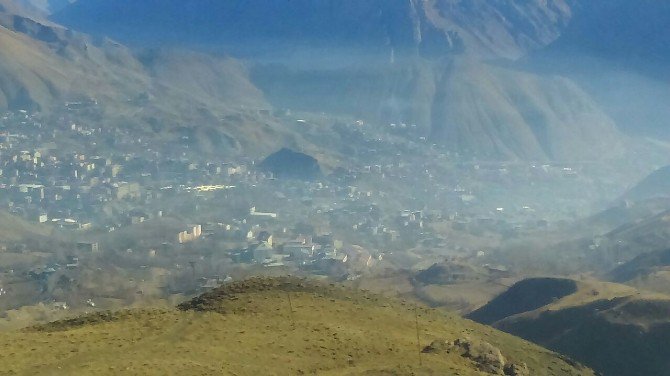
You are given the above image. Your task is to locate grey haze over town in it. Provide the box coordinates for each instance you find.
[0,1,669,375]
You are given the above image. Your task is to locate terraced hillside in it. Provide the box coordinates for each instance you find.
[0,277,593,375]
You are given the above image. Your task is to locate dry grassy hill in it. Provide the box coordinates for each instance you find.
[469,277,670,376]
[0,277,593,375]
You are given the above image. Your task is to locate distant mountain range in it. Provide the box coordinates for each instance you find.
[52,0,574,59]
[0,0,668,160]
[0,7,318,158]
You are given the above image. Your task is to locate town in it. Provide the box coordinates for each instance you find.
[0,101,638,326]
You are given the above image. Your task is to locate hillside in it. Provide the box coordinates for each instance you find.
[259,148,322,180]
[428,58,623,160]
[0,10,266,112]
[0,277,594,375]
[488,202,670,277]
[0,210,51,241]
[610,248,670,283]
[468,278,579,325]
[599,209,670,262]
[526,1,670,140]
[53,0,573,59]
[542,0,670,77]
[608,248,670,295]
[46,0,636,161]
[469,278,670,376]
[622,165,670,202]
[0,7,316,159]
[254,55,625,161]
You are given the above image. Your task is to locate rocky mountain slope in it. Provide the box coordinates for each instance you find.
[4,0,667,160]
[0,9,265,112]
[0,277,593,375]
[469,277,670,376]
[53,0,574,59]
[0,7,316,158]
[48,0,638,161]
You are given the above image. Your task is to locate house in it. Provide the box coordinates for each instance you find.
[178,225,202,244]
[256,231,274,247]
[249,207,277,218]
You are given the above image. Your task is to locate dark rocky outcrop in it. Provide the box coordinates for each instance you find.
[259,148,322,181]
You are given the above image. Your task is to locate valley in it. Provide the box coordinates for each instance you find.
[0,1,668,375]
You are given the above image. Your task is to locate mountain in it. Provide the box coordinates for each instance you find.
[609,248,670,295]
[540,0,670,78]
[427,57,623,160]
[526,1,670,140]
[53,0,575,59]
[0,10,142,111]
[0,7,313,158]
[488,202,670,277]
[623,166,670,202]
[0,9,264,112]
[48,0,637,161]
[468,278,578,324]
[610,247,670,283]
[599,209,670,262]
[0,277,594,375]
[252,55,627,160]
[469,277,670,376]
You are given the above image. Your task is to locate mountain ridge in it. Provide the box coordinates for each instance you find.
[1,0,643,161]
[469,277,670,376]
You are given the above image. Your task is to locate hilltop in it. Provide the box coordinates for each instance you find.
[469,277,670,376]
[0,277,593,375]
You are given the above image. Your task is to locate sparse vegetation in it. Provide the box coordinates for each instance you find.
[0,277,593,375]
